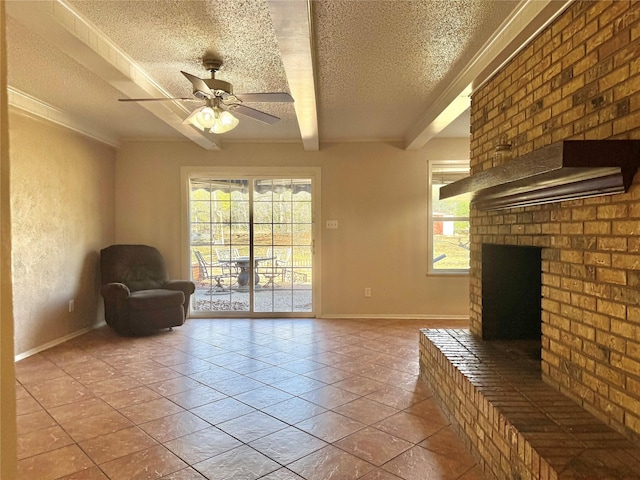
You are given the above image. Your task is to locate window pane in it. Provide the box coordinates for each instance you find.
[254,202,273,223]
[230,201,249,223]
[433,221,470,270]
[292,201,312,223]
[272,201,292,222]
[293,223,312,245]
[254,223,273,246]
[430,163,470,272]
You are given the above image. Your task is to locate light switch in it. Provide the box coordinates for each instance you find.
[326,220,339,229]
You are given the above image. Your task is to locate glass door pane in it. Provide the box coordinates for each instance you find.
[189,176,314,316]
[190,178,250,313]
[253,179,313,313]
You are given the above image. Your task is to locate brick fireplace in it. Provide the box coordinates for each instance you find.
[420,1,640,478]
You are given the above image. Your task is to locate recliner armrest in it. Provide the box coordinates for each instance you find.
[164,280,196,296]
[101,282,131,303]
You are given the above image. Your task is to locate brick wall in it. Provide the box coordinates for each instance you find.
[470,0,640,440]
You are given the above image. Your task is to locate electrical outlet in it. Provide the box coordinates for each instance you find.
[326,220,339,229]
[364,287,371,297]
[68,299,75,312]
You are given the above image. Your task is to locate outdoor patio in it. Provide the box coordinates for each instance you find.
[192,283,313,313]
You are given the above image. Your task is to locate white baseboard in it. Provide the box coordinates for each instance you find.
[15,321,106,362]
[319,314,469,320]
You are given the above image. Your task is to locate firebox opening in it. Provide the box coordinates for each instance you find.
[481,244,542,351]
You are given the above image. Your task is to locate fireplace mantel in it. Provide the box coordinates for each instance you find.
[440,140,640,210]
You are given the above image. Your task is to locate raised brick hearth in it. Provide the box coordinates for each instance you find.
[419,329,640,479]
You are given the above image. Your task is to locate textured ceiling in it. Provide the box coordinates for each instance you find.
[4,0,546,149]
[313,0,514,141]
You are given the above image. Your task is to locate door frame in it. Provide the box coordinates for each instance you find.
[180,166,322,318]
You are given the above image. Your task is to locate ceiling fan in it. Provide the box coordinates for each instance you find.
[119,57,294,133]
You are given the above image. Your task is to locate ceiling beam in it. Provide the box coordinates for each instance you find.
[6,0,220,150]
[267,0,319,151]
[405,0,573,150]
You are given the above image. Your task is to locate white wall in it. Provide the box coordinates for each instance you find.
[115,138,470,318]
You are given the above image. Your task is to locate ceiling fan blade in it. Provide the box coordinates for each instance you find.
[181,71,214,99]
[118,97,195,102]
[234,92,294,103]
[229,104,281,125]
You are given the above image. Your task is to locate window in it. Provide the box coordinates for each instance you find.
[428,161,470,274]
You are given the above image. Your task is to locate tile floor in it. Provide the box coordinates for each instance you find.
[15,317,486,480]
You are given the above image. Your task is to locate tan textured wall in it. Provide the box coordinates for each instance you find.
[1,0,18,476]
[115,139,470,318]
[470,1,640,439]
[9,111,116,356]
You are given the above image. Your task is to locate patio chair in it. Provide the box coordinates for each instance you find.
[194,250,225,292]
[100,244,195,336]
[258,247,291,288]
[215,248,240,286]
[291,261,310,283]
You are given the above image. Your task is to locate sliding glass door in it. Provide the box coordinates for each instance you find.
[188,173,315,316]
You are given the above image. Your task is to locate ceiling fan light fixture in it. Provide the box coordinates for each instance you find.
[182,106,207,131]
[195,106,217,129]
[184,98,239,134]
[211,109,239,134]
[127,59,289,134]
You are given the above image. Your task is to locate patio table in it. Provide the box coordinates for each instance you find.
[218,256,274,287]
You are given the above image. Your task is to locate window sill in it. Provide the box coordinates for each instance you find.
[427,270,469,277]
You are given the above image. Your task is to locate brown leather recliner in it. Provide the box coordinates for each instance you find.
[100,244,195,336]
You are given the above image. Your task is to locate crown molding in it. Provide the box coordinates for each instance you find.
[8,87,121,148]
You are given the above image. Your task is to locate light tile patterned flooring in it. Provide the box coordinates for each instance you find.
[15,318,486,480]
